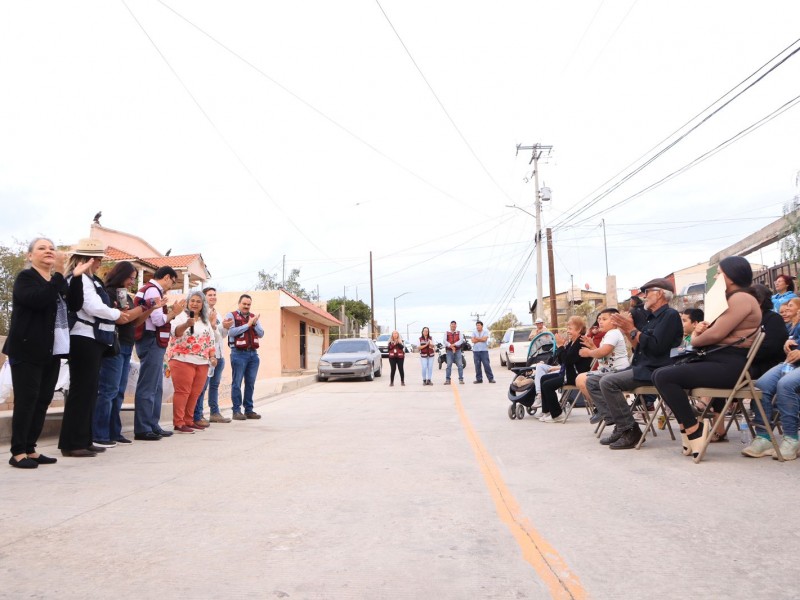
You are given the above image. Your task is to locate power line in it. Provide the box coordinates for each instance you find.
[552,35,800,230]
[373,0,515,204]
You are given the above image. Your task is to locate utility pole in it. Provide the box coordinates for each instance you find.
[601,219,609,276]
[369,251,376,339]
[516,143,553,322]
[546,228,558,329]
[470,311,482,323]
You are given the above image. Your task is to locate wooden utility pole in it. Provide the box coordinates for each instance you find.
[546,228,558,329]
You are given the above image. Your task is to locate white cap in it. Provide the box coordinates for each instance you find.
[535,318,544,324]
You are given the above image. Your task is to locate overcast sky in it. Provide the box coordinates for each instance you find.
[2,1,799,338]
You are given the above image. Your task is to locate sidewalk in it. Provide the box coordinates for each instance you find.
[0,371,318,446]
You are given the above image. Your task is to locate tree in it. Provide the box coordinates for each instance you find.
[487,312,521,345]
[780,179,800,262]
[0,242,26,335]
[326,297,372,339]
[255,267,318,301]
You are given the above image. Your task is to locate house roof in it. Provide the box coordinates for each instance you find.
[280,289,343,326]
[104,246,157,269]
[142,254,202,269]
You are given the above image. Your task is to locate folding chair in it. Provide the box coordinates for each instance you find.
[594,389,661,439]
[690,330,783,463]
[634,386,676,448]
[559,359,597,424]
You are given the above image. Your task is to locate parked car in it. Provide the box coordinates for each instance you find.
[317,338,383,381]
[376,333,391,356]
[499,327,535,368]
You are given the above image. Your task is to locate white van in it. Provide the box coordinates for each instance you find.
[499,327,535,367]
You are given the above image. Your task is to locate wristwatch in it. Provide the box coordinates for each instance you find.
[629,329,639,340]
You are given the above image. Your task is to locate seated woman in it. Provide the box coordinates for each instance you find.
[652,256,761,459]
[771,274,797,313]
[575,308,630,423]
[538,316,592,423]
[750,284,789,379]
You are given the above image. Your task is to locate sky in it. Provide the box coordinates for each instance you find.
[1,1,800,339]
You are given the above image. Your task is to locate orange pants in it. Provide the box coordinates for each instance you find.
[169,359,209,428]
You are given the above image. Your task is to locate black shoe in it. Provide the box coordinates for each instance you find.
[155,429,173,437]
[92,440,116,448]
[489,379,496,383]
[30,454,57,465]
[600,426,625,446]
[9,456,38,469]
[589,412,603,425]
[444,380,451,385]
[60,449,97,457]
[609,425,643,450]
[115,436,133,444]
[134,432,162,441]
[473,380,483,384]
[87,445,106,453]
[245,412,262,420]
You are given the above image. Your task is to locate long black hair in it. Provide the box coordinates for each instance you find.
[104,261,138,290]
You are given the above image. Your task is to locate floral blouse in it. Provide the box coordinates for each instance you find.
[166,311,216,365]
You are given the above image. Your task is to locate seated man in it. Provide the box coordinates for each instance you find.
[585,278,683,449]
[680,308,704,348]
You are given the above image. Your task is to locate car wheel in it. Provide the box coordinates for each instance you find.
[317,374,327,382]
[500,354,506,367]
[365,369,374,382]
[375,360,382,377]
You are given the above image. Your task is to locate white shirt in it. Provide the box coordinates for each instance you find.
[70,274,121,340]
[598,329,630,372]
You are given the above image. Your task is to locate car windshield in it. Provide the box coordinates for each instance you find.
[328,340,370,353]
[377,334,391,342]
[513,330,534,342]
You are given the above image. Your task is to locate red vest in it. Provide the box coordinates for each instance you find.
[388,341,405,359]
[419,336,434,356]
[446,330,461,345]
[133,282,171,348]
[231,311,260,350]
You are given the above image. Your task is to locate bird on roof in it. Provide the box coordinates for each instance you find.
[93,211,102,224]
[165,248,172,256]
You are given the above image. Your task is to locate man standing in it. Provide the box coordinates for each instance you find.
[585,278,683,450]
[193,287,234,425]
[471,320,495,384]
[133,267,183,441]
[226,294,264,420]
[443,320,465,385]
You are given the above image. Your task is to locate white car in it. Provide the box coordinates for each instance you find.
[499,327,535,368]
[376,333,391,356]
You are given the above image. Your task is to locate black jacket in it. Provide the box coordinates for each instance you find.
[556,338,592,386]
[750,310,788,379]
[2,268,82,364]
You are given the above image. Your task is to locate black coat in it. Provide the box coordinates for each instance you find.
[750,310,789,379]
[556,338,593,386]
[2,268,82,364]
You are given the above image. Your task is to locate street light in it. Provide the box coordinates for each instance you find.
[405,320,419,343]
[393,292,411,330]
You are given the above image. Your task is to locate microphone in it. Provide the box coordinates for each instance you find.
[189,310,194,335]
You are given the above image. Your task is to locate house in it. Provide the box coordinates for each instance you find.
[213,289,342,377]
[88,222,211,292]
[542,288,607,328]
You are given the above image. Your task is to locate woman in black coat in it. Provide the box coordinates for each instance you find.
[4,238,86,469]
[538,316,593,423]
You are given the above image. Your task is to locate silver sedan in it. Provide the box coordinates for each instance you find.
[317,338,383,382]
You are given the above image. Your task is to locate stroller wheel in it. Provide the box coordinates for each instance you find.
[516,404,525,419]
[508,404,517,420]
[526,406,535,415]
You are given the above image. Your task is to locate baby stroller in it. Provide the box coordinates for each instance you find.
[507,331,557,419]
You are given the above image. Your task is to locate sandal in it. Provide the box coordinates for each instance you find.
[710,431,728,443]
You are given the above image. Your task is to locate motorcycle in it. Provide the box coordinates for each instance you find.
[435,342,467,370]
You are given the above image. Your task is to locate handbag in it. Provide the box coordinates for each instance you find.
[103,329,121,358]
[670,327,760,365]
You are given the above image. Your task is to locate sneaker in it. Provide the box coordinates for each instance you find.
[538,413,551,422]
[533,394,542,409]
[773,437,800,461]
[609,425,643,450]
[473,380,483,384]
[245,412,262,419]
[541,413,566,423]
[188,423,205,430]
[232,412,246,421]
[489,379,496,383]
[444,380,451,385]
[209,413,231,424]
[589,412,603,425]
[459,379,465,384]
[92,440,116,448]
[195,418,210,427]
[742,436,775,458]
[173,425,195,434]
[115,436,133,444]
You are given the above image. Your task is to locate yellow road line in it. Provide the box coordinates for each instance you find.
[452,385,587,600]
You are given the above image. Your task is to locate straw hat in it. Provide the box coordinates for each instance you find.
[72,238,106,258]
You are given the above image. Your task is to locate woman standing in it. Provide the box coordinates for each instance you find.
[418,327,435,385]
[387,330,406,387]
[167,291,217,433]
[771,274,797,313]
[92,261,165,447]
[538,317,592,423]
[4,239,86,468]
[652,256,761,459]
[59,239,135,457]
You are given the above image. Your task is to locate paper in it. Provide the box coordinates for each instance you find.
[703,276,728,323]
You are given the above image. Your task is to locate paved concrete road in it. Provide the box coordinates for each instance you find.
[2,351,798,599]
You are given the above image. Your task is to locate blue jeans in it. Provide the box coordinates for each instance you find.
[420,356,434,381]
[445,349,463,381]
[754,363,800,438]
[473,350,494,382]
[230,349,260,414]
[134,334,167,434]
[94,342,133,441]
[194,356,225,420]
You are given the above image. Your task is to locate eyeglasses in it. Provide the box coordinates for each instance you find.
[641,288,662,296]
